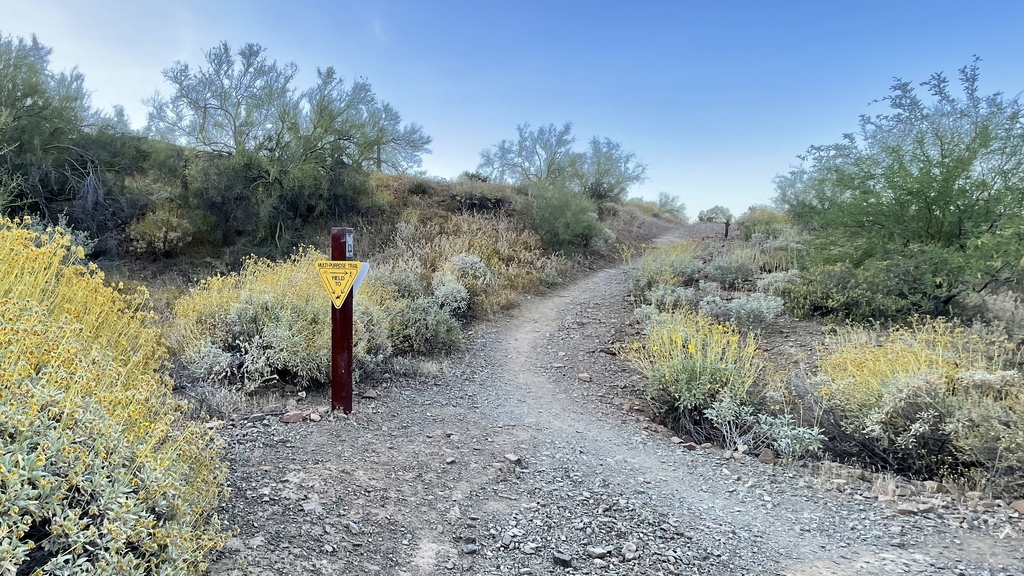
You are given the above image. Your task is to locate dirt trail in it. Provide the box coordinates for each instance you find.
[209,261,1023,576]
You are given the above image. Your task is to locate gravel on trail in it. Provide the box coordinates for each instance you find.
[208,263,1023,576]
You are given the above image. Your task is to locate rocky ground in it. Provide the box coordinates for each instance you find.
[206,257,1024,576]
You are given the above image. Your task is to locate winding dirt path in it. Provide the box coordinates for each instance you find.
[209,263,1023,576]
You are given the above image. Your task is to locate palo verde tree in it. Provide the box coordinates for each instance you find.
[146,42,299,156]
[477,122,577,186]
[568,136,648,203]
[697,205,734,238]
[355,100,433,174]
[773,57,1024,315]
[477,122,647,210]
[147,44,431,173]
[656,192,687,221]
[146,41,432,246]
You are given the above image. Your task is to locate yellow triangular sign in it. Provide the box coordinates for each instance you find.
[316,261,362,308]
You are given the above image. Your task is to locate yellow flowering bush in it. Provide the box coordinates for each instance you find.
[816,318,1024,495]
[0,217,227,575]
[627,308,770,442]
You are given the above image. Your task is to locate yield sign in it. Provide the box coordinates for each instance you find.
[316,261,363,308]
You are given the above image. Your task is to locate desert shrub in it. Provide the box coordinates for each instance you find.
[775,60,1024,317]
[171,246,465,389]
[980,290,1024,340]
[525,184,603,254]
[628,239,702,296]
[779,262,912,322]
[756,270,801,295]
[432,273,471,319]
[757,413,826,458]
[656,192,687,221]
[403,175,449,197]
[702,394,826,454]
[171,249,330,390]
[705,249,757,290]
[128,203,195,255]
[21,212,96,256]
[627,308,768,443]
[696,293,783,331]
[449,178,518,213]
[0,217,227,574]
[814,318,1024,496]
[173,213,558,388]
[444,253,495,296]
[729,293,784,331]
[736,205,789,241]
[649,284,697,312]
[698,294,731,321]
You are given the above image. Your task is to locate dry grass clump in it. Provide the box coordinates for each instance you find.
[0,216,227,575]
[628,239,703,297]
[376,213,571,315]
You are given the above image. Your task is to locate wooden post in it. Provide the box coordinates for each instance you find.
[331,227,354,413]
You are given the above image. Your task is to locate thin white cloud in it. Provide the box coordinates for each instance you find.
[371,19,389,43]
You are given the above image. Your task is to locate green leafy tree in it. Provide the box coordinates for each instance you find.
[0,31,144,240]
[774,58,1024,314]
[656,192,687,221]
[568,137,648,203]
[697,205,734,237]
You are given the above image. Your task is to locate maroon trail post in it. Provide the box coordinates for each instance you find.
[331,227,355,413]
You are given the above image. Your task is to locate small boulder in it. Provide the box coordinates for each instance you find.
[280,410,305,423]
[552,550,572,568]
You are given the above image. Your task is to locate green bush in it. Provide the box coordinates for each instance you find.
[774,60,1024,317]
[736,205,789,241]
[128,203,195,255]
[525,184,603,254]
[779,262,912,322]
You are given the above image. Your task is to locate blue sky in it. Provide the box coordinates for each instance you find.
[4,1,1024,214]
